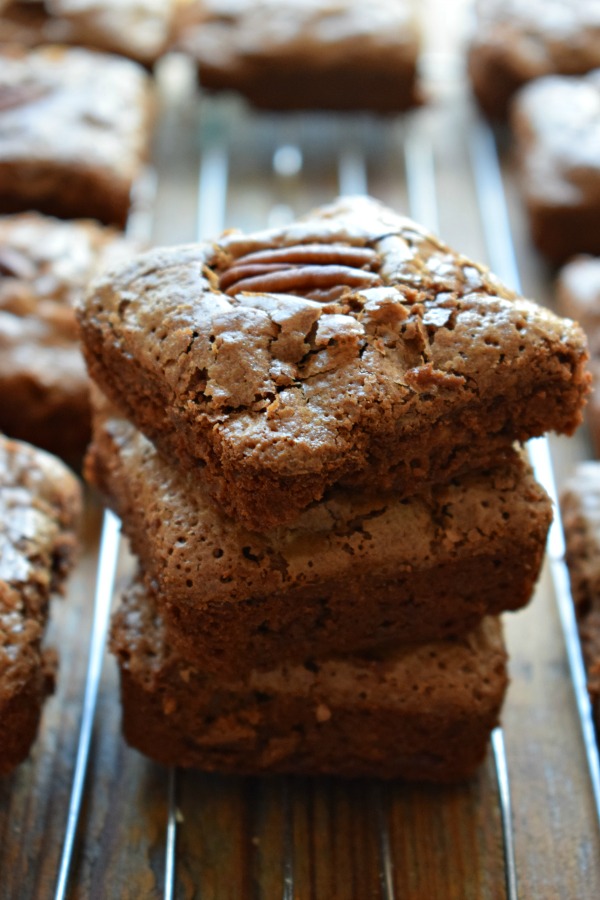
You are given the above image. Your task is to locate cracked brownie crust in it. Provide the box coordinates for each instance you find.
[87,399,552,675]
[112,580,508,781]
[0,435,81,775]
[79,196,590,530]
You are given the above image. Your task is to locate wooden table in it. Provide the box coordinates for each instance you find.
[2,10,600,897]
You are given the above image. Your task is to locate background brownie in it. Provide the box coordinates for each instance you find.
[0,434,81,775]
[0,1,177,68]
[0,45,154,227]
[112,580,508,782]
[561,462,600,712]
[511,70,600,264]
[0,212,136,462]
[78,195,590,530]
[556,256,600,455]
[468,0,600,120]
[87,400,552,675]
[173,0,421,112]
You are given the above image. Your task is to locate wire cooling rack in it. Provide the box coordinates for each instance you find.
[3,52,600,900]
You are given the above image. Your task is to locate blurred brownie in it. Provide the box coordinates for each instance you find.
[0,1,177,69]
[87,399,551,675]
[556,256,600,454]
[561,461,600,710]
[78,195,590,530]
[0,212,136,462]
[0,44,154,227]
[111,579,508,781]
[468,0,600,120]
[173,0,421,112]
[511,70,600,264]
[0,433,81,775]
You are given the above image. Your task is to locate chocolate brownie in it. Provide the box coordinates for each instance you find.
[0,433,81,775]
[556,256,600,454]
[511,70,600,264]
[0,1,177,69]
[560,462,600,708]
[111,579,508,781]
[0,212,136,462]
[173,0,421,113]
[0,45,154,228]
[87,397,551,675]
[78,195,590,530]
[468,0,600,120]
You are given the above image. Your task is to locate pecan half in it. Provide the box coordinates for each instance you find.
[219,242,383,300]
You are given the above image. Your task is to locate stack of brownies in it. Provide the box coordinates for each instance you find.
[79,195,590,781]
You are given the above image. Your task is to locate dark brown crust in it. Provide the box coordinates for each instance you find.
[78,196,590,530]
[111,582,508,782]
[0,651,56,777]
[87,400,552,676]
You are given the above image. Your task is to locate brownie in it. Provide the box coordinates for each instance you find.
[468,0,600,120]
[556,256,600,454]
[0,44,154,228]
[560,462,600,708]
[78,195,590,531]
[511,70,600,264]
[0,433,81,775]
[111,579,508,781]
[87,397,551,675]
[172,0,421,113]
[0,212,137,462]
[0,1,177,68]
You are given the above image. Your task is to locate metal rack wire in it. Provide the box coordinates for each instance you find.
[46,85,600,899]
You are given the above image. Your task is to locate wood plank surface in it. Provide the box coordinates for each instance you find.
[2,4,600,896]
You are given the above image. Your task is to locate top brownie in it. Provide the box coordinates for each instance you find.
[173,0,421,112]
[468,0,600,119]
[78,195,590,530]
[0,45,154,228]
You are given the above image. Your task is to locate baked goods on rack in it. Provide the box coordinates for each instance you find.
[0,212,136,462]
[0,45,154,227]
[87,400,552,676]
[561,462,600,710]
[511,70,600,264]
[468,0,600,120]
[111,579,508,782]
[172,0,422,112]
[556,255,600,454]
[0,434,81,776]
[0,0,176,68]
[78,195,590,531]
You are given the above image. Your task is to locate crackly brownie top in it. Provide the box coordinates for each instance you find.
[175,0,419,65]
[512,70,600,205]
[82,195,588,475]
[471,0,600,76]
[0,435,81,691]
[0,44,153,178]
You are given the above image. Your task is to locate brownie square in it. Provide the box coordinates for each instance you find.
[0,44,154,227]
[86,399,551,676]
[78,195,590,530]
[0,434,81,775]
[468,0,600,120]
[511,70,600,264]
[173,0,421,112]
[0,212,137,462]
[111,579,508,782]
